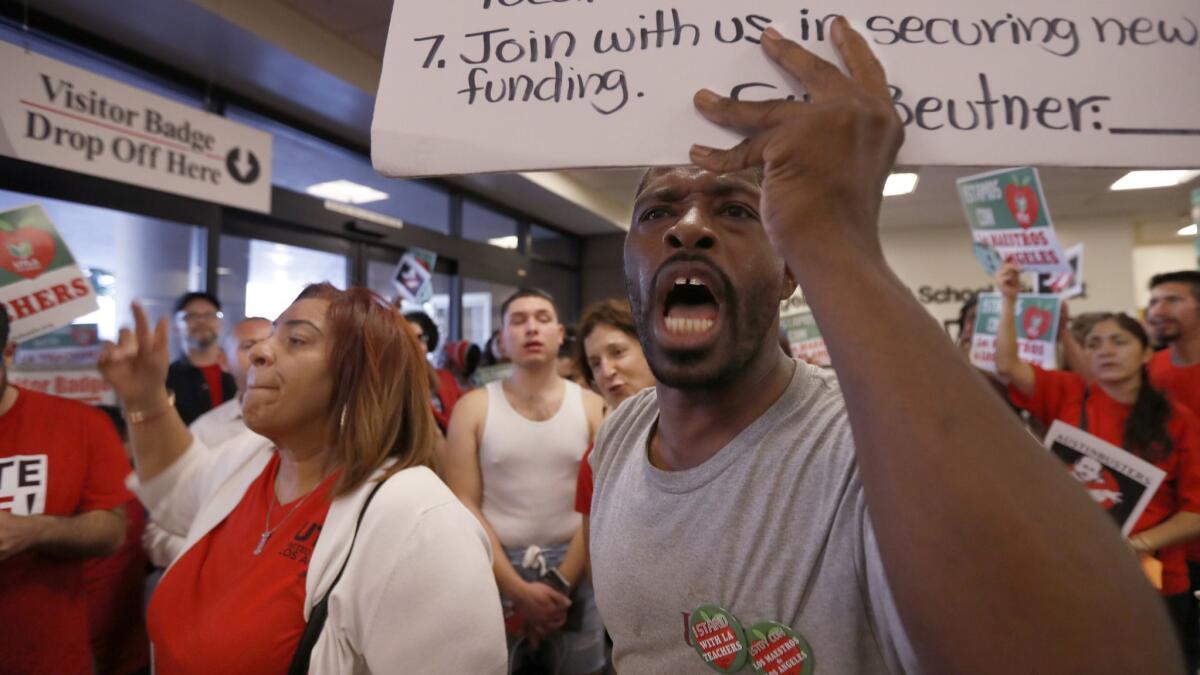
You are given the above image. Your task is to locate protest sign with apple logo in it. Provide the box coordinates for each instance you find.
[0,204,98,343]
[969,292,1061,372]
[957,167,1069,275]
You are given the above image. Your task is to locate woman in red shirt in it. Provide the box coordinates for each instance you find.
[993,263,1200,661]
[98,285,506,674]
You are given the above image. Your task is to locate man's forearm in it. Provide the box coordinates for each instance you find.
[34,507,125,558]
[461,501,526,597]
[790,247,1179,674]
[995,296,1020,381]
[1136,512,1200,552]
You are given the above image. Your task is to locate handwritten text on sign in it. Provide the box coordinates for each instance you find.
[373,1,1200,176]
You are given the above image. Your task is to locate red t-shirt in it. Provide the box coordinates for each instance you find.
[148,453,337,674]
[0,388,134,675]
[199,363,225,410]
[84,497,150,675]
[1010,366,1200,595]
[1148,349,1200,562]
[432,368,464,432]
[576,444,594,516]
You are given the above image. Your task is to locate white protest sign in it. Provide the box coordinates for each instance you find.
[10,324,114,405]
[0,204,99,343]
[1044,420,1165,537]
[969,292,1060,372]
[957,167,1070,275]
[0,41,272,213]
[779,291,829,366]
[10,369,115,406]
[393,248,438,304]
[373,1,1200,176]
[1037,243,1084,297]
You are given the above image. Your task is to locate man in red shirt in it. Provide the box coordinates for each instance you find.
[166,291,236,425]
[0,310,133,674]
[1147,270,1200,665]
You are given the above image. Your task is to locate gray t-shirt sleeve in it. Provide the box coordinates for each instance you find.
[862,512,922,675]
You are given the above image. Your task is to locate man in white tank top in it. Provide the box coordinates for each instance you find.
[446,289,606,674]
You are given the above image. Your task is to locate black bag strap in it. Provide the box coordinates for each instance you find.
[1080,386,1091,433]
[288,477,388,675]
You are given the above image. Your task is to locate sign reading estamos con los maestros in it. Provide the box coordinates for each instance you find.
[0,41,272,213]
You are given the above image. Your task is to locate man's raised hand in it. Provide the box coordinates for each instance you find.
[689,18,903,265]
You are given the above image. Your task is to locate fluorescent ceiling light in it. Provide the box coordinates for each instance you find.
[1178,224,1198,236]
[1110,170,1200,192]
[305,179,389,204]
[488,236,519,250]
[883,173,918,197]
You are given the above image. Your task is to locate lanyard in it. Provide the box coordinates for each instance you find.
[1079,387,1090,433]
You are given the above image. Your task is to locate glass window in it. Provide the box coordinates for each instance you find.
[529,224,579,265]
[0,188,204,344]
[463,200,519,251]
[528,263,580,324]
[225,106,452,234]
[462,277,518,349]
[217,235,348,323]
[366,256,452,352]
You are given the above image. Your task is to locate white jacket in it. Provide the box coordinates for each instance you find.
[129,433,507,674]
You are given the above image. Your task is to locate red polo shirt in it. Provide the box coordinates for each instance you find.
[147,453,338,674]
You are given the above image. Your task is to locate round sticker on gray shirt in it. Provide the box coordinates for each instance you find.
[689,605,749,673]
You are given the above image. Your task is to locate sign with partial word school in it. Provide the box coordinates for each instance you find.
[0,41,272,213]
[373,0,1200,176]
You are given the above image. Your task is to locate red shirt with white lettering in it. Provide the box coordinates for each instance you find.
[1010,366,1200,595]
[1148,349,1200,562]
[0,388,133,675]
[147,453,337,674]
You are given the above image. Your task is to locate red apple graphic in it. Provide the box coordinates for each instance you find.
[689,607,748,673]
[0,226,56,280]
[1022,306,1053,340]
[748,622,814,675]
[1004,183,1039,229]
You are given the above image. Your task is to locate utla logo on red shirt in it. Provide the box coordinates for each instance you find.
[0,226,56,280]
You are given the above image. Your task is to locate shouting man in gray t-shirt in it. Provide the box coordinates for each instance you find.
[588,19,1181,675]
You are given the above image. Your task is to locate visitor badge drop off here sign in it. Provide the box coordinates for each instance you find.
[372,0,1200,177]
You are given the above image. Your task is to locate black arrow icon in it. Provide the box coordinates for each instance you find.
[226,148,261,184]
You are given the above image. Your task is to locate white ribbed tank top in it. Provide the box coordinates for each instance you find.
[479,379,589,548]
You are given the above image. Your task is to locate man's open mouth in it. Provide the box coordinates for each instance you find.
[663,276,719,335]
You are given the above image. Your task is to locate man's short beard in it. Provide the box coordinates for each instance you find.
[630,283,774,391]
[187,335,218,352]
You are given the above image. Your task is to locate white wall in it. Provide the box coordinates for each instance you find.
[1133,242,1196,309]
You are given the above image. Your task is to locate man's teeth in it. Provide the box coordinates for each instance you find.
[665,317,714,334]
[673,277,707,287]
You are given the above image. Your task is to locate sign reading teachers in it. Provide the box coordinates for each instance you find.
[373,1,1200,176]
[0,204,98,343]
[957,167,1069,275]
[0,41,272,213]
[969,291,1060,372]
